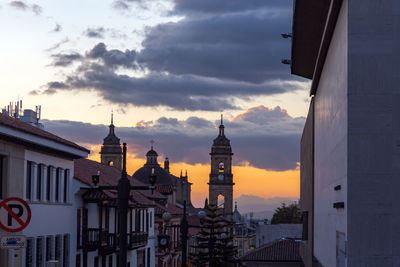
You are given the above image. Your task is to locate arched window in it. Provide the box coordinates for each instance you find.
[218,162,224,173]
[108,160,114,167]
[217,194,225,208]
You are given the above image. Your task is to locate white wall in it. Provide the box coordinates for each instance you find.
[23,149,77,267]
[313,1,348,266]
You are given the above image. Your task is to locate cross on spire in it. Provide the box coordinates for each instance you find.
[150,139,155,149]
[221,114,223,125]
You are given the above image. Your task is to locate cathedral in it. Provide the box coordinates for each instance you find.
[99,115,194,209]
[209,116,234,217]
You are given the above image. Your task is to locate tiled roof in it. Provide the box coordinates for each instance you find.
[74,158,165,202]
[0,113,89,153]
[156,184,174,194]
[241,238,301,262]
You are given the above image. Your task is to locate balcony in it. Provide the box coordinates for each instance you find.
[83,228,116,254]
[84,229,147,252]
[128,232,148,250]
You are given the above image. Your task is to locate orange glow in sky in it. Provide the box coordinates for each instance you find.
[87,144,300,208]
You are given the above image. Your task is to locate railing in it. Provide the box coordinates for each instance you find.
[84,228,101,250]
[128,232,148,250]
[84,229,147,252]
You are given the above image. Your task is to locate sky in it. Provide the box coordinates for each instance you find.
[0,0,310,213]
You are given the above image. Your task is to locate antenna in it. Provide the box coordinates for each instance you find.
[221,114,223,125]
[36,105,41,122]
[111,109,114,125]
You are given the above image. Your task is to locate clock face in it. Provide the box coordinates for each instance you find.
[218,174,224,181]
[160,238,167,246]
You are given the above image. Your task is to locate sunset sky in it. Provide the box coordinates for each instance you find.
[1,0,310,212]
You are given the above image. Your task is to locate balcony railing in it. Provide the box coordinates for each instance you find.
[84,229,147,252]
[84,228,116,254]
[128,232,148,250]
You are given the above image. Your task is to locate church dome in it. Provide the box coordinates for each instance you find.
[146,149,158,157]
[132,164,174,185]
[232,202,242,222]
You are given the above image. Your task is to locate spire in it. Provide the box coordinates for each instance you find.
[150,139,154,150]
[204,198,208,209]
[111,109,114,125]
[235,201,238,211]
[219,114,225,136]
[180,170,183,178]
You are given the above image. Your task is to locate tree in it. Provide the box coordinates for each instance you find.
[190,203,238,266]
[270,203,301,224]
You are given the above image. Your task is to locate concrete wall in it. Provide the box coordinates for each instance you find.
[347,0,400,265]
[299,99,314,267]
[313,1,348,266]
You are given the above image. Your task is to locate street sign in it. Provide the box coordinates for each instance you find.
[0,235,27,249]
[0,198,31,232]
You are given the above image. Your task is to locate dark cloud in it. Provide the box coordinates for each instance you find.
[42,105,304,171]
[40,0,305,111]
[50,52,82,67]
[9,1,42,15]
[172,0,291,15]
[138,10,293,83]
[86,43,137,69]
[113,0,130,10]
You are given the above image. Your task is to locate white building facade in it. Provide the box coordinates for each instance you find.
[0,113,89,267]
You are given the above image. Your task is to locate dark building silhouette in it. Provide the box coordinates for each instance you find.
[100,113,122,170]
[209,115,234,217]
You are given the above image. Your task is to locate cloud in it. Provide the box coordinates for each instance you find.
[41,105,304,171]
[9,1,42,15]
[45,37,69,52]
[40,0,305,111]
[84,27,105,38]
[172,0,291,15]
[50,52,82,67]
[50,23,62,33]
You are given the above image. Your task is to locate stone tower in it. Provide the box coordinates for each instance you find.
[100,113,122,170]
[209,115,234,217]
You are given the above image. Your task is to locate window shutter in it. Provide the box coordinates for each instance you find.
[63,234,70,267]
[26,238,34,267]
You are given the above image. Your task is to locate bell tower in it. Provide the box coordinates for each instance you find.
[209,115,234,217]
[100,112,122,170]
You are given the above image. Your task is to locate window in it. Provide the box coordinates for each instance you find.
[63,169,69,203]
[63,234,70,267]
[76,254,81,267]
[302,211,308,240]
[55,168,61,202]
[94,256,99,267]
[37,164,43,201]
[46,166,52,201]
[77,209,82,248]
[147,248,151,267]
[218,162,224,173]
[26,238,34,267]
[46,236,52,261]
[55,235,62,262]
[108,255,113,267]
[26,161,33,200]
[36,237,43,267]
[146,211,149,232]
[149,211,152,228]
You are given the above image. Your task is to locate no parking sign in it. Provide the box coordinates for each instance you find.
[0,198,31,232]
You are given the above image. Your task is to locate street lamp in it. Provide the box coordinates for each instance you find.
[93,143,156,267]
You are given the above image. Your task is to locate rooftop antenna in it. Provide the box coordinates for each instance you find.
[35,105,41,122]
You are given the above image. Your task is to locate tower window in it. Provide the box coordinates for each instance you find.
[108,161,114,167]
[218,162,224,173]
[217,194,225,209]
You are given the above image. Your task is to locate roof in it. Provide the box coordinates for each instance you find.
[133,164,174,186]
[146,148,158,157]
[0,113,89,155]
[74,158,165,200]
[291,0,344,95]
[241,238,301,262]
[103,124,120,146]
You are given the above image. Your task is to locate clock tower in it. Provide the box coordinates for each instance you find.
[209,115,234,217]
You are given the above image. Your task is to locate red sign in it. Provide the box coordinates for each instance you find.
[0,198,31,232]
